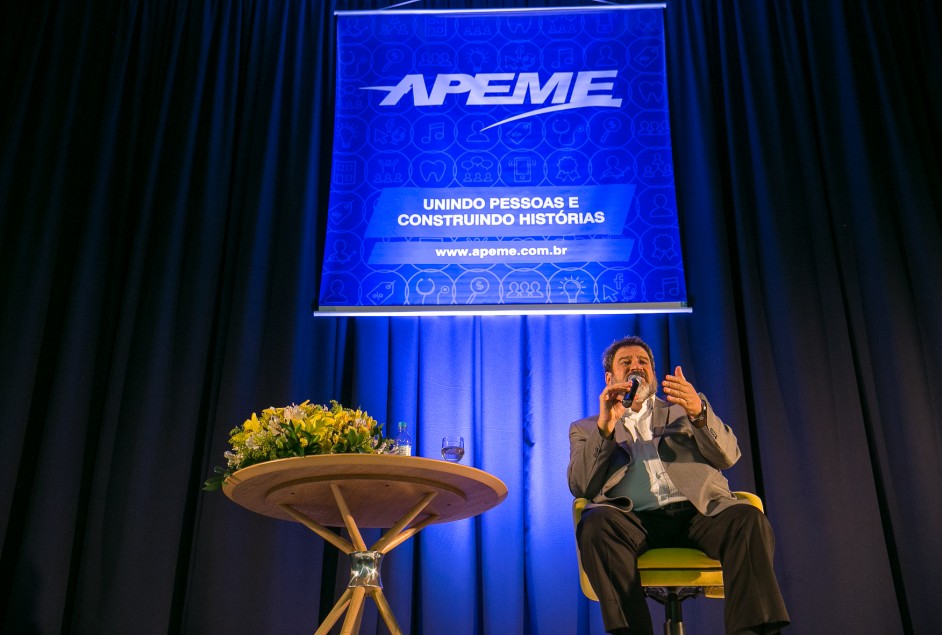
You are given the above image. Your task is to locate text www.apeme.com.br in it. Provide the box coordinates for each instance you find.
[432,243,570,261]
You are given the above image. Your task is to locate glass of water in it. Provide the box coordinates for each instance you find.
[441,436,465,463]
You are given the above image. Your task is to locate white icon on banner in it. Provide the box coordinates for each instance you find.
[467,277,490,304]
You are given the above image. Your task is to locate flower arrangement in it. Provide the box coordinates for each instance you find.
[203,400,394,491]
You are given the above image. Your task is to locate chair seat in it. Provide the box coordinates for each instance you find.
[638,548,724,595]
[638,547,721,570]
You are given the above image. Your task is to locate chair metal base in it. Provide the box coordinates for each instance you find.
[645,586,704,635]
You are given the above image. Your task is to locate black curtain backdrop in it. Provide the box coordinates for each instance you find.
[2,1,940,634]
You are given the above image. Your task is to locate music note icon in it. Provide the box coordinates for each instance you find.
[655,277,680,300]
[552,48,574,68]
[422,122,446,143]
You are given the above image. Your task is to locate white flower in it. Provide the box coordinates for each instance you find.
[224,450,243,468]
[283,405,304,421]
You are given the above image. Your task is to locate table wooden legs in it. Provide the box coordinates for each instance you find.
[370,587,400,633]
[341,587,367,634]
[314,588,352,635]
[281,483,440,635]
[313,586,402,635]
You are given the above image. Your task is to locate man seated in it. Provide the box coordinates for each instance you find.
[568,336,790,635]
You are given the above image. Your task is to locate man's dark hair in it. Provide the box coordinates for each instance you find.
[602,336,656,374]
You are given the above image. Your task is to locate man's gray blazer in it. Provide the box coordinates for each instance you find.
[567,395,749,517]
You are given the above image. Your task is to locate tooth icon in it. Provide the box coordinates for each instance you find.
[419,160,447,181]
[639,81,663,103]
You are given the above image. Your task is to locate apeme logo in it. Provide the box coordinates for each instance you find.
[361,71,622,130]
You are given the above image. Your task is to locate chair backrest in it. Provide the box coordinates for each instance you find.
[571,497,599,600]
[732,491,764,512]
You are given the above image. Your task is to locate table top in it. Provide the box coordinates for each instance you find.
[223,454,508,528]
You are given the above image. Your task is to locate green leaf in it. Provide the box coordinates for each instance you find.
[203,475,224,491]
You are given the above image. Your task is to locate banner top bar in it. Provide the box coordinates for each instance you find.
[335,4,666,18]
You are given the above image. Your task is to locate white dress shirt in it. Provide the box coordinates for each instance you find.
[608,396,688,511]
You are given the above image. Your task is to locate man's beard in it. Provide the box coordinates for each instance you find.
[635,380,656,402]
[626,371,656,402]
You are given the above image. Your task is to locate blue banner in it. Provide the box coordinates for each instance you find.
[318,6,689,314]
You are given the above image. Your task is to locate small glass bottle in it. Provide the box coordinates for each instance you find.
[395,421,412,456]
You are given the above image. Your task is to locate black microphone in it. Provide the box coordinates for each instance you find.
[623,374,642,406]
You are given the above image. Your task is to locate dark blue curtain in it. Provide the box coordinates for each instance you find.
[2,1,940,633]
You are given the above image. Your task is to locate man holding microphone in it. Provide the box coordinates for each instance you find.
[568,336,789,634]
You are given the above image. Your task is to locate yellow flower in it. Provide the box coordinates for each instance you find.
[206,400,393,493]
[244,413,261,433]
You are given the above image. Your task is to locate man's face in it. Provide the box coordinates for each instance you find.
[606,345,655,397]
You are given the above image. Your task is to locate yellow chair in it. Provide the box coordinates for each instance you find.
[572,492,764,634]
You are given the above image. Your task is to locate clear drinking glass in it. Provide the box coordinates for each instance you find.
[441,436,465,463]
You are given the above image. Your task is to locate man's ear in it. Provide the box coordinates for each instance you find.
[604,371,613,385]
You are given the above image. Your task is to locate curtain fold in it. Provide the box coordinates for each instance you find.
[2,1,940,633]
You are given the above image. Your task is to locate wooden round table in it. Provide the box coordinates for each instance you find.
[224,454,508,634]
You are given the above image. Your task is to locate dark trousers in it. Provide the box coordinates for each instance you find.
[577,503,790,634]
